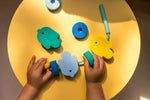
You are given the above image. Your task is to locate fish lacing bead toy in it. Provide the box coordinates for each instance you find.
[44,51,94,77]
[37,3,113,77]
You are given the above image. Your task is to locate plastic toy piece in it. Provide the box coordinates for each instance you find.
[83,51,94,67]
[78,60,84,63]
[45,0,61,11]
[37,27,61,49]
[99,4,110,40]
[58,51,79,77]
[44,61,50,69]
[72,22,88,39]
[90,37,113,59]
[50,60,59,76]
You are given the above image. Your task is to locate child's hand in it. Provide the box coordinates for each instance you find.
[17,56,53,100]
[83,53,105,84]
[83,54,106,100]
[27,56,52,90]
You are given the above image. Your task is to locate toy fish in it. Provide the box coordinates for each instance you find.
[58,51,79,77]
[37,27,61,49]
[90,37,113,59]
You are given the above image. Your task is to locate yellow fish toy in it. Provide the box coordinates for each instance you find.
[90,37,113,59]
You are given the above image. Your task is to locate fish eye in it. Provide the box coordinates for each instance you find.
[69,70,72,72]
[42,32,44,35]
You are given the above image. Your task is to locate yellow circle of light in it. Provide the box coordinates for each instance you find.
[7,0,141,100]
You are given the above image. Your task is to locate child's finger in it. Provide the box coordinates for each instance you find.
[92,53,99,69]
[37,58,47,73]
[28,56,36,71]
[98,56,105,71]
[34,98,38,100]
[83,56,90,71]
[34,58,45,69]
[43,69,52,81]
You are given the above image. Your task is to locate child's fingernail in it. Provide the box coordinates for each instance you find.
[32,56,35,59]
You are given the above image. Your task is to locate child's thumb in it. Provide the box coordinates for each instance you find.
[43,69,52,81]
[83,56,90,71]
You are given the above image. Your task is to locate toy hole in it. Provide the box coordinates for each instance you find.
[42,32,44,35]
[69,70,72,72]
[51,0,55,3]
[78,28,82,33]
[95,42,98,44]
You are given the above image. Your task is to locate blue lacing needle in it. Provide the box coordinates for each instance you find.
[99,4,110,40]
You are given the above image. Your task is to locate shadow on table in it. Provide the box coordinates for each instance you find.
[58,0,136,23]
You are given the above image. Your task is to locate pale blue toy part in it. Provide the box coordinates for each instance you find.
[58,51,79,77]
[72,22,88,39]
[99,4,110,40]
[45,0,61,11]
[37,27,61,49]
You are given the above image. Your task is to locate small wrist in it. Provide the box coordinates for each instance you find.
[17,83,39,100]
[86,82,103,92]
[25,83,39,94]
[86,82,101,87]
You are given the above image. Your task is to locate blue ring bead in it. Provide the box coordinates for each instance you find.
[72,22,88,39]
[45,0,61,11]
[50,60,59,76]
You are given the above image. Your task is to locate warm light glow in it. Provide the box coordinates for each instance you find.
[140,96,150,100]
[8,0,141,100]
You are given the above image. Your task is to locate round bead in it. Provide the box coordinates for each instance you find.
[72,22,88,39]
[45,0,61,11]
[83,51,94,67]
[44,61,50,69]
[50,60,59,76]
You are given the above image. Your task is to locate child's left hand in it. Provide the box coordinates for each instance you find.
[17,56,52,100]
[27,56,52,90]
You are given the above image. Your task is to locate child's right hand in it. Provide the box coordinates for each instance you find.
[83,54,106,100]
[83,53,105,84]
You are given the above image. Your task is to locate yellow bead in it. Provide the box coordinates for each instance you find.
[44,61,50,69]
[90,37,113,59]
